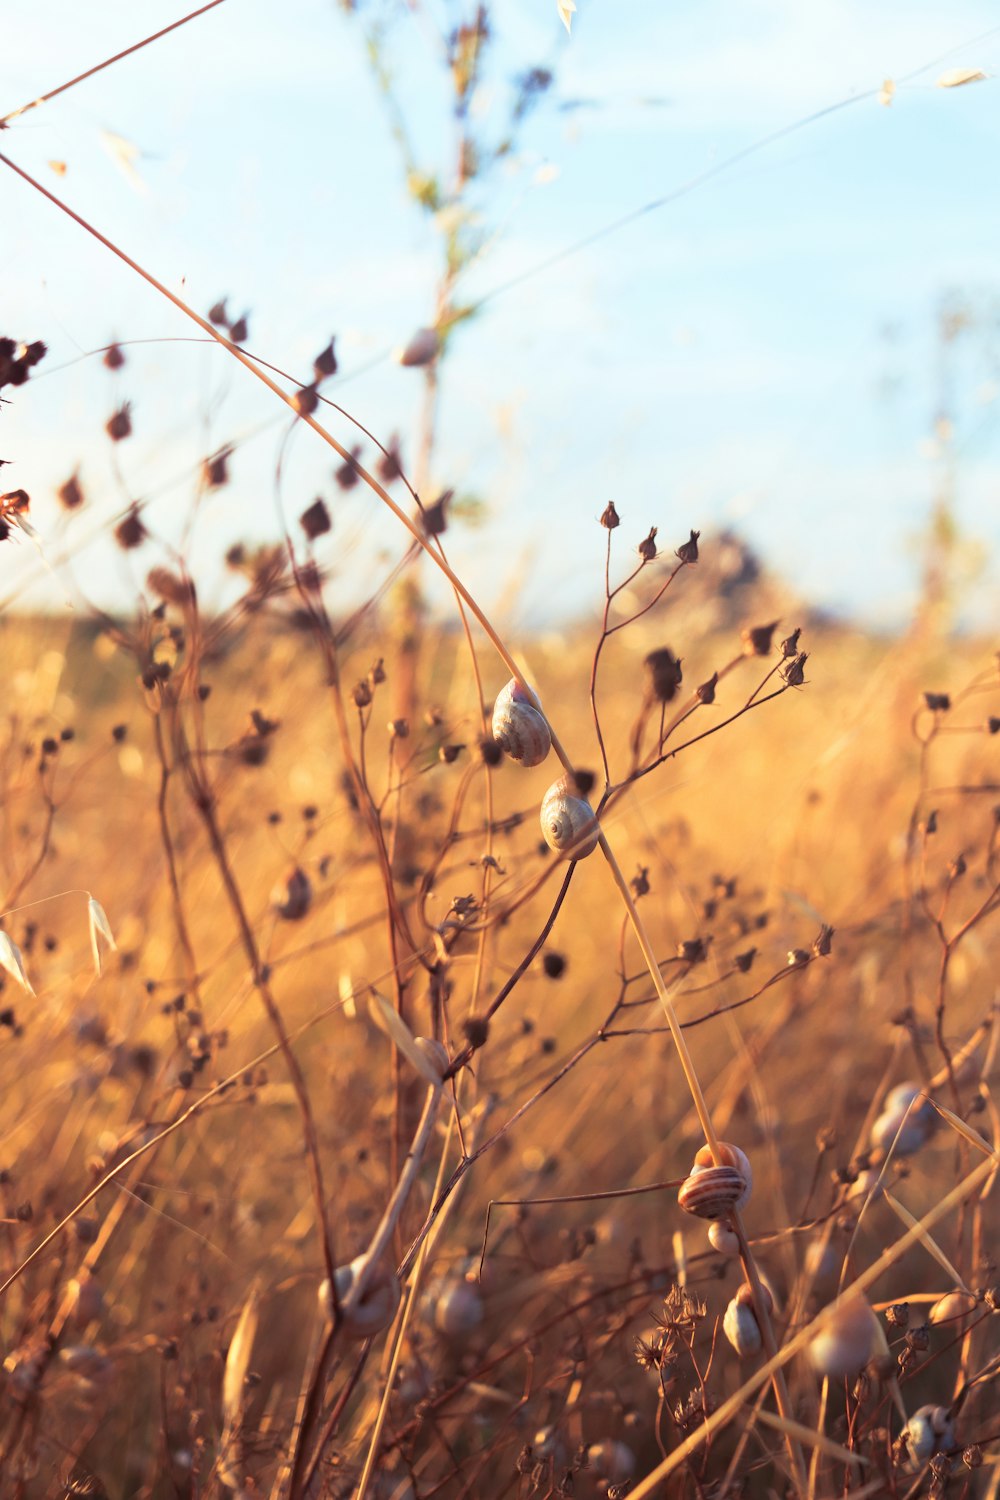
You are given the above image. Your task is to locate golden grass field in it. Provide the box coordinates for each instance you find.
[0,563,998,1498]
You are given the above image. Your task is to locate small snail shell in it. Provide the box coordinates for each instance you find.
[723,1281,773,1358]
[847,1167,883,1203]
[321,1255,401,1339]
[491,679,551,767]
[540,775,600,860]
[679,1142,752,1220]
[431,1274,484,1337]
[930,1290,976,1325]
[708,1221,741,1257]
[808,1293,876,1379]
[586,1440,636,1484]
[904,1404,954,1466]
[870,1082,936,1156]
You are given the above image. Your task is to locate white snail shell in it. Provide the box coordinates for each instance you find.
[930,1290,977,1325]
[870,1083,936,1156]
[678,1143,752,1220]
[431,1275,484,1337]
[586,1440,636,1484]
[321,1255,401,1339]
[540,775,599,860]
[396,327,440,367]
[904,1404,954,1466]
[491,679,551,767]
[723,1282,772,1358]
[807,1293,876,1379]
[708,1221,741,1257]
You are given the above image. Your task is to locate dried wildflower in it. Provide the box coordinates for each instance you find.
[462,1015,490,1049]
[677,937,707,963]
[734,947,756,973]
[114,506,147,550]
[813,924,834,957]
[293,384,320,417]
[335,446,363,490]
[637,527,658,562]
[376,434,403,484]
[229,314,249,343]
[313,338,338,380]
[57,472,84,509]
[630,865,650,899]
[103,342,125,370]
[924,691,951,712]
[780,627,802,657]
[208,298,230,327]
[645,647,682,703]
[948,853,967,879]
[675,528,700,563]
[885,1302,909,1328]
[438,743,463,763]
[369,658,386,687]
[787,948,810,969]
[105,403,132,442]
[742,620,779,656]
[202,448,230,488]
[781,652,808,686]
[300,497,331,540]
[422,490,450,536]
[696,673,718,705]
[147,568,195,607]
[600,501,620,530]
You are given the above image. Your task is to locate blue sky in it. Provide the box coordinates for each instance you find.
[2,0,999,630]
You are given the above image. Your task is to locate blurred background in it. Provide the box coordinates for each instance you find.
[1,0,999,630]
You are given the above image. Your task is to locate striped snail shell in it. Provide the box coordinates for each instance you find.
[678,1142,753,1220]
[491,679,551,767]
[540,774,600,860]
[321,1255,401,1339]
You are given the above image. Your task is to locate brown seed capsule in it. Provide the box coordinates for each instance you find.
[271,867,312,921]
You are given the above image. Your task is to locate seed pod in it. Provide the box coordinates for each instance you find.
[723,1282,773,1358]
[904,1405,954,1466]
[540,775,600,860]
[271,866,312,921]
[321,1255,401,1339]
[491,679,551,767]
[808,1293,877,1379]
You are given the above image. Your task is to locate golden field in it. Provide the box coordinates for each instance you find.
[0,567,997,1498]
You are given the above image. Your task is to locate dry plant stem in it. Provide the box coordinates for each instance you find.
[189,779,337,1293]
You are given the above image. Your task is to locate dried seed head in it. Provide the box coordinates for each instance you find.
[462,1014,490,1049]
[202,449,230,488]
[271,867,312,921]
[292,384,319,417]
[229,314,249,344]
[923,691,951,712]
[313,338,338,380]
[638,527,658,562]
[780,627,802,657]
[645,648,683,703]
[397,327,440,367]
[103,342,126,370]
[742,620,779,656]
[114,506,147,550]
[335,446,363,490]
[57,472,84,510]
[696,673,718,705]
[675,529,700,564]
[299,497,331,541]
[105,404,132,442]
[600,501,620,530]
[376,435,403,484]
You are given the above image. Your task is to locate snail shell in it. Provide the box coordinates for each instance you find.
[431,1275,484,1337]
[491,679,551,767]
[679,1142,753,1220]
[904,1404,954,1466]
[708,1221,741,1257]
[586,1440,636,1484]
[807,1292,876,1379]
[870,1083,936,1156]
[930,1290,976,1326]
[540,775,599,860]
[723,1281,773,1358]
[321,1255,401,1339]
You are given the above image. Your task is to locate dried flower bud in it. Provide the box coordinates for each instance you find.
[963,1446,983,1470]
[272,866,312,921]
[675,529,700,564]
[885,1302,909,1328]
[734,947,756,973]
[103,342,126,370]
[462,1015,489,1049]
[422,491,450,536]
[313,339,338,380]
[388,718,409,739]
[924,809,938,835]
[600,501,620,530]
[353,681,372,709]
[438,743,463,763]
[645,648,683,703]
[369,659,386,686]
[948,853,967,879]
[114,506,147,550]
[924,691,951,712]
[781,652,808,686]
[787,948,810,969]
[335,446,363,490]
[742,621,779,656]
[300,498,331,540]
[631,866,650,899]
[293,384,319,417]
[202,449,230,488]
[208,299,230,327]
[106,403,133,442]
[988,718,1000,735]
[696,673,718,705]
[477,735,503,767]
[780,628,801,657]
[376,435,403,484]
[638,527,658,562]
[542,951,566,979]
[677,937,707,963]
[229,314,249,344]
[813,924,834,957]
[147,568,195,607]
